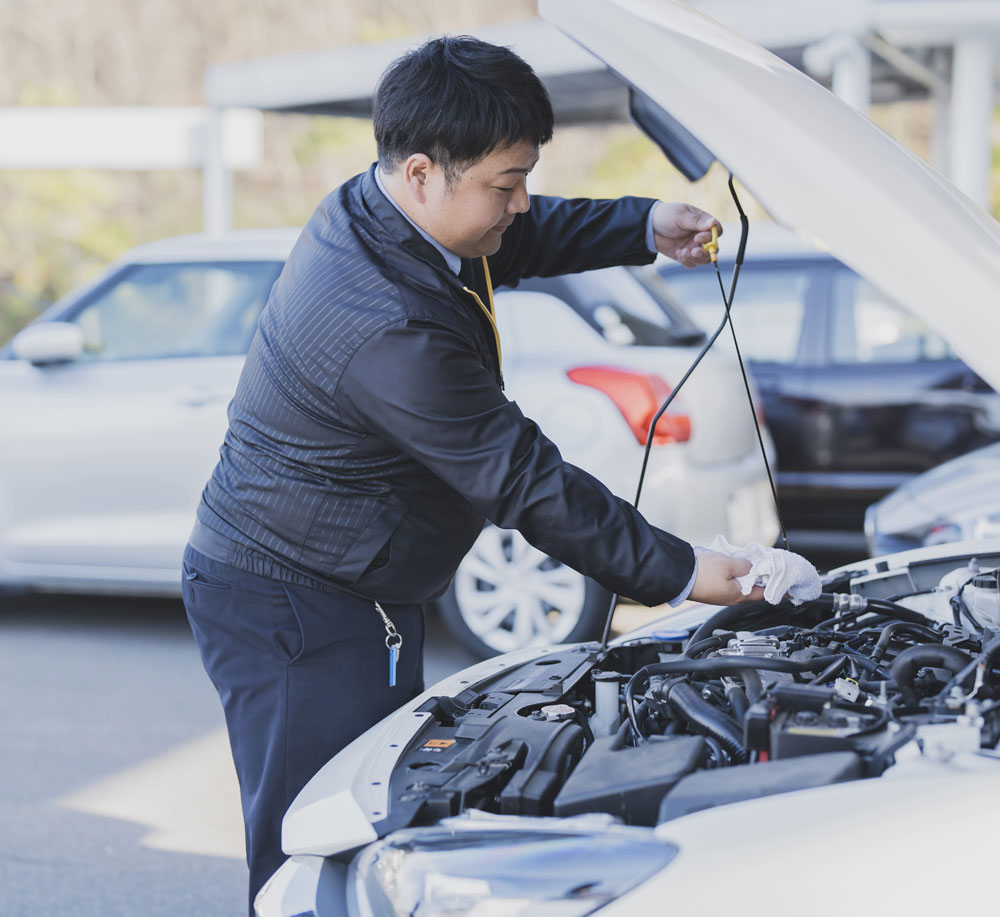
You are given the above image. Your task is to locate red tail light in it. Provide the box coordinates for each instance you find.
[566,366,691,446]
[755,398,766,426]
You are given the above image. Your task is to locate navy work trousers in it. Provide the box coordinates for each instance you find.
[181,546,425,915]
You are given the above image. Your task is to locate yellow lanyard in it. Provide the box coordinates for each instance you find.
[462,256,502,374]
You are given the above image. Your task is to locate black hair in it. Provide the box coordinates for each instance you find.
[373,36,554,181]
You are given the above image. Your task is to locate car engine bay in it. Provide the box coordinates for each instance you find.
[367,547,1000,839]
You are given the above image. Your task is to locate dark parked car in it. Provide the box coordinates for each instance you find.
[659,226,1000,555]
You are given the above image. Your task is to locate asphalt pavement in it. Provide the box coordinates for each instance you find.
[0,592,480,916]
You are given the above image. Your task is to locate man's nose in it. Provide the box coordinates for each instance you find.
[506,181,530,215]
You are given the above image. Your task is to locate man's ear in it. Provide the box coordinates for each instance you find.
[402,154,434,205]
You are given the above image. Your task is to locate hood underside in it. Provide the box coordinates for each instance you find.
[540,0,1000,392]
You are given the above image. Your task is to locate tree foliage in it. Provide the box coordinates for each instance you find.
[0,1,990,346]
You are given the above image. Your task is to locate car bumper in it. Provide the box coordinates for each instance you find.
[254,855,349,917]
[642,447,781,547]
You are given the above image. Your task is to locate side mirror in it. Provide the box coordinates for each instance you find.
[10,322,85,365]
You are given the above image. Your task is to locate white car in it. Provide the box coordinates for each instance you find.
[865,441,1000,556]
[0,232,777,657]
[253,0,1000,914]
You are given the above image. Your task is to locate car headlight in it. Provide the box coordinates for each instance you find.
[920,514,1000,548]
[971,513,1000,541]
[351,817,678,916]
[922,522,964,547]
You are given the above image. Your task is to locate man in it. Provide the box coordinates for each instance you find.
[182,36,780,912]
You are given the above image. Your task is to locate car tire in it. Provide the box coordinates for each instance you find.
[436,524,613,659]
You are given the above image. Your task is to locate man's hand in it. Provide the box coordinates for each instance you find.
[688,551,766,606]
[652,201,721,267]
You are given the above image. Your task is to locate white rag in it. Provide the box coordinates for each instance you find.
[696,535,822,605]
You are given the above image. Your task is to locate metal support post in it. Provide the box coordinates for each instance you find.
[949,34,995,209]
[202,107,233,234]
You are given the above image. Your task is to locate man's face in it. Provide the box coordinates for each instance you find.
[418,141,539,259]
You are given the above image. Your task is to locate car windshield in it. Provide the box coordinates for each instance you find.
[67,260,283,361]
[662,262,813,363]
[510,266,705,347]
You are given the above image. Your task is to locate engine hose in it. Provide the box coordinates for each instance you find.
[645,654,846,679]
[870,622,943,664]
[625,655,843,740]
[857,678,894,693]
[937,639,1000,698]
[623,698,650,744]
[726,683,749,721]
[684,603,783,655]
[983,641,1000,689]
[685,633,737,658]
[814,600,936,632]
[662,681,748,764]
[840,647,892,679]
[864,598,936,627]
[700,734,727,768]
[890,644,974,706]
[740,668,764,703]
[808,654,849,686]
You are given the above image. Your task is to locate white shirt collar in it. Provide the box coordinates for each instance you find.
[374,165,463,276]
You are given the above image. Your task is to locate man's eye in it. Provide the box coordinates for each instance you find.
[495,186,515,192]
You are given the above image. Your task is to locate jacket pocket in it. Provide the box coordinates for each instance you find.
[305,497,409,585]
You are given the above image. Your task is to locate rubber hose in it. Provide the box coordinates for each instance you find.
[982,640,1000,673]
[725,684,749,721]
[740,668,764,704]
[645,654,845,679]
[864,598,935,628]
[685,633,737,658]
[684,603,775,655]
[626,654,842,741]
[663,681,748,764]
[975,640,1000,694]
[870,622,942,663]
[890,644,973,706]
[808,654,849,686]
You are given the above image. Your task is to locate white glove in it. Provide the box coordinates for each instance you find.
[696,535,822,605]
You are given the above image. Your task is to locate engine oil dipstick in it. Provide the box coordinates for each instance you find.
[702,225,719,262]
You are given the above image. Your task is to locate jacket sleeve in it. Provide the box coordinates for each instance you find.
[335,318,694,605]
[488,194,657,289]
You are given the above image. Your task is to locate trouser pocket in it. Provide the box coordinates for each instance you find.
[182,563,232,591]
[274,583,306,664]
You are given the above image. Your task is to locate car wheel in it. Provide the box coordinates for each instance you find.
[436,524,613,659]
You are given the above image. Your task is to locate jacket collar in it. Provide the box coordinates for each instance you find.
[358,164,466,294]
[373,166,462,275]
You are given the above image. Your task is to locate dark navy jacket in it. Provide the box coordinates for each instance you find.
[195,165,695,605]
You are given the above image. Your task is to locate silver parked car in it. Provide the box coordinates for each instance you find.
[0,231,777,656]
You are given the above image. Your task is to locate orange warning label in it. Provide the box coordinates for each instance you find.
[423,739,455,749]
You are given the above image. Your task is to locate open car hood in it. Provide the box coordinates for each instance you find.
[540,0,1000,392]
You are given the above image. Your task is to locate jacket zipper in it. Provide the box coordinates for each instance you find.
[462,256,504,389]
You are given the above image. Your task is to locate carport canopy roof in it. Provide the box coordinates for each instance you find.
[204,19,632,123]
[204,4,1000,123]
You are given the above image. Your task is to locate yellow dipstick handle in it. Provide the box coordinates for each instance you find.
[702,225,719,263]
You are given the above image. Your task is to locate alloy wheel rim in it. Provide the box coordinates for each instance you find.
[453,526,587,653]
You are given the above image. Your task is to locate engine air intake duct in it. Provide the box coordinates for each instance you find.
[553,734,707,826]
[657,751,864,823]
